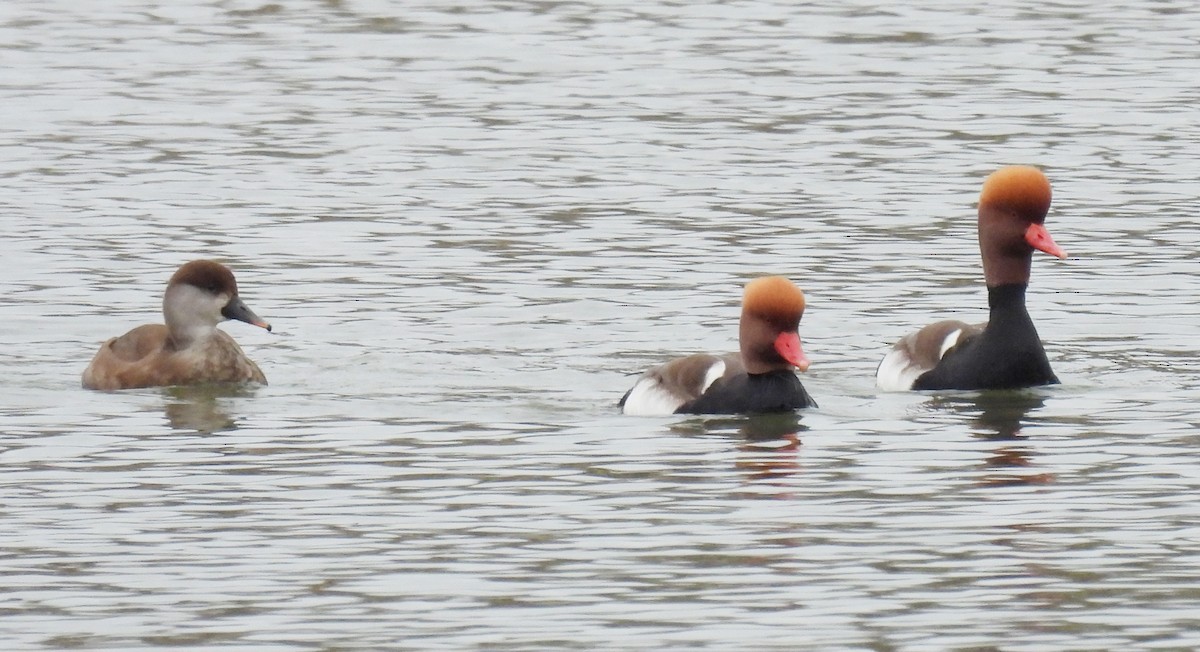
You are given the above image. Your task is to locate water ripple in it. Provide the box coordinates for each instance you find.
[1,0,1199,649]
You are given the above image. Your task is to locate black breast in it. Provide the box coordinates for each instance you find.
[914,284,1058,390]
[678,370,817,415]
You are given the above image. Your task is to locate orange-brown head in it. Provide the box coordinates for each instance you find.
[739,276,809,375]
[979,166,1052,225]
[977,166,1067,287]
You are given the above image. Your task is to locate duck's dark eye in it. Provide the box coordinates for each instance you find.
[206,283,220,293]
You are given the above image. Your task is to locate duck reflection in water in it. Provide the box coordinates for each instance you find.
[163,384,261,434]
[671,412,806,483]
[932,390,1055,487]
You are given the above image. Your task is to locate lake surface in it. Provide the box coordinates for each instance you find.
[2,0,1199,649]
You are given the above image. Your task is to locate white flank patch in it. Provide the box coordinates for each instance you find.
[699,360,726,395]
[938,329,963,359]
[875,347,923,392]
[621,377,686,416]
[622,359,725,416]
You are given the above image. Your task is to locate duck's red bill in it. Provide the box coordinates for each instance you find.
[1025,223,1067,259]
[774,331,810,372]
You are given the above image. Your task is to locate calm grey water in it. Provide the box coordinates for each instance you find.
[2,0,1199,649]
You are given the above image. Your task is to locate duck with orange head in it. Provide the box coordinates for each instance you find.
[876,166,1068,391]
[621,276,816,415]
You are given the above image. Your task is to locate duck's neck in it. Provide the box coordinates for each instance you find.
[977,207,1034,287]
[740,318,792,375]
[983,254,1032,287]
[162,285,220,350]
[984,283,1034,334]
[166,323,218,351]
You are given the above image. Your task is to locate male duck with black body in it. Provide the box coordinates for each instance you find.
[876,165,1068,391]
[621,276,817,415]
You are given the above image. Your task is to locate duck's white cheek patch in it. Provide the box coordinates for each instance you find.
[938,329,963,359]
[875,347,923,392]
[621,378,685,416]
